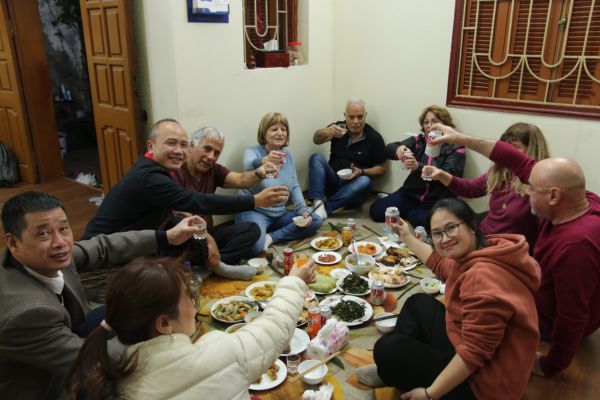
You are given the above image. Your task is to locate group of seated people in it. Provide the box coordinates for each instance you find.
[0,97,598,399]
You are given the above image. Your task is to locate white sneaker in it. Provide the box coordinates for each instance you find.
[314,203,328,221]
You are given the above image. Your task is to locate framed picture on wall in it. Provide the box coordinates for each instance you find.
[187,0,229,23]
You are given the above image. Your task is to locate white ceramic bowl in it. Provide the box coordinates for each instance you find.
[344,253,376,275]
[225,322,247,334]
[337,168,352,180]
[244,310,263,323]
[248,258,268,274]
[420,278,442,294]
[374,312,396,334]
[293,215,311,227]
[298,359,328,385]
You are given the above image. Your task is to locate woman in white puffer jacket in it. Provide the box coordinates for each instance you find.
[66,256,315,400]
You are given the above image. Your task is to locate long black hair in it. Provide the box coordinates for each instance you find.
[426,198,487,249]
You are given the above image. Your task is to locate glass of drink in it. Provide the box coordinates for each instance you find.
[193,221,207,240]
[286,354,301,374]
[295,252,309,267]
[265,163,276,179]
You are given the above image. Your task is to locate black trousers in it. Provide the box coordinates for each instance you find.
[374,293,475,400]
[210,221,260,264]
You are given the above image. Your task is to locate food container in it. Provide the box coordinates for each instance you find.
[342,226,353,247]
[337,168,352,180]
[298,359,328,385]
[374,312,396,334]
[248,258,268,274]
[420,278,442,294]
[225,322,247,334]
[344,253,376,275]
[244,311,263,323]
[293,215,311,227]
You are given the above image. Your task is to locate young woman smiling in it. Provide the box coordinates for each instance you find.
[358,198,541,400]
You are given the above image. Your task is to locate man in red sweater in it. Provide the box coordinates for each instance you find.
[429,123,600,377]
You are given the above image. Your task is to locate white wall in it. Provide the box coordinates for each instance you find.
[332,0,600,211]
[139,0,333,185]
[138,0,600,216]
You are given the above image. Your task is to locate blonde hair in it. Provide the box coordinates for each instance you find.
[257,112,290,147]
[487,122,550,195]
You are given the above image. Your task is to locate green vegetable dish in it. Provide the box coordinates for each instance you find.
[331,299,366,322]
[340,274,369,294]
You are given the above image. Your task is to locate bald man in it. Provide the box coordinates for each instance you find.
[429,124,600,378]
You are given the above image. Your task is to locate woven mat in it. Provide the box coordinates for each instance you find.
[194,217,440,400]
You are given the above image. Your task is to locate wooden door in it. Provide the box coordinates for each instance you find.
[79,0,141,191]
[0,1,36,183]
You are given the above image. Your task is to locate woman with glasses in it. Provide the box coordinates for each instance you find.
[421,122,550,251]
[358,198,541,400]
[235,112,322,255]
[67,256,316,400]
[369,105,466,228]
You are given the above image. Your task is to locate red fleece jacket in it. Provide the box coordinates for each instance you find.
[427,234,541,400]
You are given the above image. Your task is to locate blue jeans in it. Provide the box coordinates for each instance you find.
[235,210,323,256]
[307,153,372,214]
[369,187,434,228]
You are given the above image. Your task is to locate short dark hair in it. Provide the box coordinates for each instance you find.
[1,191,66,239]
[426,197,487,249]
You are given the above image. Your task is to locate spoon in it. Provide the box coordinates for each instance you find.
[351,240,364,266]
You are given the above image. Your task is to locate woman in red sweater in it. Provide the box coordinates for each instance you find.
[358,198,541,400]
[421,123,549,251]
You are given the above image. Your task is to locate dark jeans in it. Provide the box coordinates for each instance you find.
[374,293,475,400]
[210,222,261,264]
[307,153,372,214]
[369,187,434,228]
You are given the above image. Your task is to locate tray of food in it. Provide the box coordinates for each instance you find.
[368,266,411,288]
[375,246,420,271]
[347,241,383,256]
[336,273,371,296]
[312,251,342,265]
[249,359,287,391]
[211,296,259,324]
[311,237,343,251]
[245,281,277,301]
[319,295,373,327]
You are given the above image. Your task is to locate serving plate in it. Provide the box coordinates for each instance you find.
[280,328,310,356]
[336,275,371,296]
[319,295,373,327]
[347,241,383,256]
[210,295,258,324]
[369,267,411,288]
[311,237,343,251]
[245,281,278,301]
[312,251,342,265]
[249,359,287,391]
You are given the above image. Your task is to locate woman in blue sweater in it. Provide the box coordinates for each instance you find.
[236,112,322,255]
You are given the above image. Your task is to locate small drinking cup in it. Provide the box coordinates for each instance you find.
[193,221,207,240]
[286,353,301,374]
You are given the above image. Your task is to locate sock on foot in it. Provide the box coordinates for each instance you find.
[356,364,385,387]
[263,234,274,251]
[314,203,328,221]
[214,262,256,281]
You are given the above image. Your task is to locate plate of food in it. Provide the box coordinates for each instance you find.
[281,328,311,356]
[330,268,352,280]
[347,241,383,256]
[211,296,259,324]
[249,359,287,391]
[336,273,371,296]
[319,295,373,327]
[311,237,343,251]
[376,246,420,271]
[369,266,411,288]
[245,281,277,301]
[308,274,338,295]
[313,251,342,265]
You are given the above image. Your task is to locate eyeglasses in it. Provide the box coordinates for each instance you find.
[430,222,465,243]
[422,118,441,127]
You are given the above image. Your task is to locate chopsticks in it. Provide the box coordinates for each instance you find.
[308,196,327,214]
[288,351,341,383]
[371,313,399,323]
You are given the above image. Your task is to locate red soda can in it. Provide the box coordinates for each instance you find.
[283,247,294,275]
[308,306,321,338]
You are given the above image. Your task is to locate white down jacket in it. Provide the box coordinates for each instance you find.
[118,276,306,399]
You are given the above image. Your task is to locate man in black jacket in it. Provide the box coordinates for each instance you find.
[83,119,289,279]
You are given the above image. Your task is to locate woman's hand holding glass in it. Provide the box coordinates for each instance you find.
[390,219,414,243]
[289,259,317,284]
